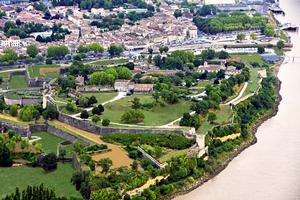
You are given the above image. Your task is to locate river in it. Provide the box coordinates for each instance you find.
[175,0,300,199]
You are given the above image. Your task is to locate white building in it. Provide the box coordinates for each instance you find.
[1,36,21,48]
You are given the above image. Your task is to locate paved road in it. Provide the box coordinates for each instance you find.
[225,82,248,105]
[71,92,127,118]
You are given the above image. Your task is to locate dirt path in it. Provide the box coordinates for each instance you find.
[51,121,133,168]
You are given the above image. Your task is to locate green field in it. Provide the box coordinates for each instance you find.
[82,92,118,104]
[0,163,82,198]
[27,64,60,78]
[101,94,192,126]
[32,131,64,154]
[198,105,233,134]
[231,53,268,66]
[243,68,260,97]
[9,75,28,89]
[87,58,128,66]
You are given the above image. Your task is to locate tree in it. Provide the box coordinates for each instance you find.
[277,40,285,49]
[218,50,229,59]
[3,184,58,199]
[92,107,101,115]
[42,153,57,171]
[1,49,18,64]
[26,44,39,58]
[121,109,145,124]
[19,105,39,122]
[263,24,275,37]
[42,105,59,120]
[257,46,265,54]
[66,102,77,112]
[9,105,18,117]
[108,44,124,57]
[91,115,101,123]
[179,113,200,130]
[98,104,105,113]
[237,33,246,41]
[90,71,116,86]
[152,91,160,102]
[116,67,132,79]
[80,110,89,119]
[250,32,257,40]
[207,112,217,124]
[8,130,16,138]
[102,118,110,126]
[131,97,141,109]
[88,96,98,105]
[98,158,112,173]
[47,45,69,59]
[174,9,182,18]
[131,160,138,171]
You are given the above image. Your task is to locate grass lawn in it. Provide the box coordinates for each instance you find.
[101,94,192,126]
[87,58,128,66]
[158,149,190,163]
[9,75,28,89]
[231,53,267,66]
[198,105,233,134]
[189,80,212,93]
[27,64,60,78]
[82,92,118,104]
[0,113,30,127]
[243,68,259,97]
[0,163,82,198]
[31,131,64,154]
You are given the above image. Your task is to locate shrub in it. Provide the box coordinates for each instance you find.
[91,115,101,123]
[102,118,110,126]
[80,110,89,119]
[41,153,57,171]
[121,109,145,124]
[9,105,18,117]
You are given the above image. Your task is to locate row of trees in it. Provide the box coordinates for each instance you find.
[193,12,270,35]
[90,67,132,85]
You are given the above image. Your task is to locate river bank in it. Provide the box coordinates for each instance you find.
[168,62,283,200]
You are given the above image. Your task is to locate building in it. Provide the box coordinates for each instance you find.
[114,80,132,92]
[1,36,21,48]
[198,61,226,73]
[133,84,154,94]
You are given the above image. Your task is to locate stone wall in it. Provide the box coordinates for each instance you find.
[58,113,185,135]
[4,96,41,106]
[0,121,30,137]
[77,85,115,92]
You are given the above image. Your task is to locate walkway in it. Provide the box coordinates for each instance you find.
[0,68,26,74]
[71,92,126,118]
[50,120,133,168]
[225,82,248,105]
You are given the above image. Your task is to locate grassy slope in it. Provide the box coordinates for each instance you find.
[198,105,233,134]
[101,94,192,126]
[31,131,64,154]
[244,68,259,97]
[0,163,82,198]
[9,75,28,89]
[88,58,128,66]
[27,64,60,78]
[82,92,118,104]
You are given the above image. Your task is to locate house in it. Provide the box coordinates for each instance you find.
[1,36,21,48]
[114,79,133,92]
[133,84,154,94]
[225,66,242,75]
[198,61,226,73]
